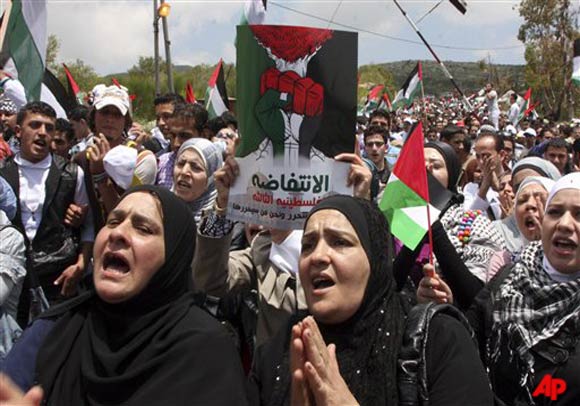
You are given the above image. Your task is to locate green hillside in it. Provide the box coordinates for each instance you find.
[380,60,526,96]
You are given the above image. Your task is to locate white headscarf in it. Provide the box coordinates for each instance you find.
[542,172,580,282]
[514,176,555,204]
[545,172,580,209]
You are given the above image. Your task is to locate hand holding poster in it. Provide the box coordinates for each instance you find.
[230,25,358,229]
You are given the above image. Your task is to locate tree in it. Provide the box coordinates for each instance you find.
[46,34,60,71]
[128,56,166,77]
[518,0,580,119]
[357,64,396,105]
[55,59,101,96]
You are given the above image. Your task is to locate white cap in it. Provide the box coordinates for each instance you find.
[523,128,537,137]
[91,84,131,117]
[504,124,517,135]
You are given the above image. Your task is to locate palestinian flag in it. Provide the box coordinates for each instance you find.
[63,63,83,105]
[0,0,46,101]
[240,0,267,25]
[517,88,532,123]
[379,122,439,250]
[185,81,196,103]
[378,92,392,111]
[573,39,580,86]
[43,68,76,114]
[205,59,230,119]
[392,62,423,110]
[236,25,357,158]
[363,84,384,115]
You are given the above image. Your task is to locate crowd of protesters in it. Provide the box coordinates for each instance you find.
[0,77,578,406]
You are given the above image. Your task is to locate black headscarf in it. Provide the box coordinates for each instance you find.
[270,195,405,406]
[424,141,461,194]
[35,185,244,405]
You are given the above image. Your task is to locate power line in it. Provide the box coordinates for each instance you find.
[269,1,524,52]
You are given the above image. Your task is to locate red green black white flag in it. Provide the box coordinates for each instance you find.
[185,81,196,104]
[392,62,423,110]
[379,122,440,250]
[205,59,230,119]
[363,84,385,115]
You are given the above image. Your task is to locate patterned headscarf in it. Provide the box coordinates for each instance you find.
[174,138,223,223]
[0,95,16,115]
[491,175,580,402]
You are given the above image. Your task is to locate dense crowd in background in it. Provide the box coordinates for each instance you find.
[0,77,579,405]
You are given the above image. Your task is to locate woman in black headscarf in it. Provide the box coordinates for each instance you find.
[395,142,505,310]
[1,185,247,405]
[248,195,493,406]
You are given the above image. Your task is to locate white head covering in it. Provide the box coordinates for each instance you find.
[91,84,131,117]
[515,176,555,204]
[103,145,157,190]
[545,172,580,210]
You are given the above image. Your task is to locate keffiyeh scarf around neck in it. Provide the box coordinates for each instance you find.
[490,241,580,392]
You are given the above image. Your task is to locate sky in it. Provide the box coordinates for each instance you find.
[3,1,529,75]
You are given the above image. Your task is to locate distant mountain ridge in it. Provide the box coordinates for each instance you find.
[110,60,526,98]
[381,60,526,96]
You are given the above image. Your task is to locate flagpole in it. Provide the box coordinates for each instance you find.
[420,62,428,124]
[392,0,473,111]
[421,119,435,268]
[426,202,435,267]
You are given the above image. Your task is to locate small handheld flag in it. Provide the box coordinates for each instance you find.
[379,121,439,254]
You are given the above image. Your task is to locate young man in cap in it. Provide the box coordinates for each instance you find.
[0,102,94,323]
[72,84,133,228]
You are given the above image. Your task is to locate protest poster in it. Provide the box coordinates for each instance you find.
[230,24,358,229]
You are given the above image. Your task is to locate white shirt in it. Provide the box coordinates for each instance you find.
[15,153,94,242]
[151,127,170,149]
[508,102,520,126]
[462,182,502,220]
[0,211,26,319]
[485,90,499,115]
[269,230,303,275]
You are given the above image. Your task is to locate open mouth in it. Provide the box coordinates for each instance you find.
[312,275,335,291]
[33,139,47,148]
[103,252,130,274]
[176,180,191,189]
[524,216,537,231]
[552,238,578,252]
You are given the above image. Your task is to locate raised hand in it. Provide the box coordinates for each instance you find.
[290,321,313,406]
[214,157,240,210]
[87,133,111,175]
[334,153,372,200]
[301,316,359,406]
[417,264,453,305]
